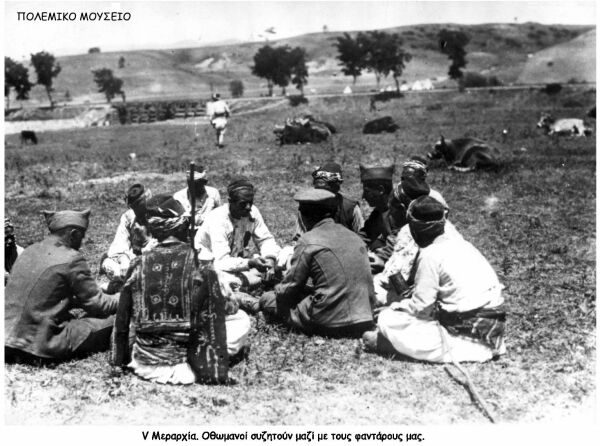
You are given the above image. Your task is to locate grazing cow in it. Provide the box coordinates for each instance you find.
[427,136,500,172]
[536,113,592,137]
[20,130,38,145]
[362,116,399,134]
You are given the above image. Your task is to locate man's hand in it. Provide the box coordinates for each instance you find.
[368,252,385,272]
[263,257,277,283]
[248,257,271,272]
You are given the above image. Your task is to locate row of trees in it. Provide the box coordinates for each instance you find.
[251,45,308,96]
[5,28,471,108]
[335,31,412,92]
[5,51,61,109]
[5,51,125,109]
[335,29,470,92]
[250,28,469,96]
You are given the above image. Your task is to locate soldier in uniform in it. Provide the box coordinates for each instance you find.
[254,189,375,338]
[5,209,118,362]
[293,162,364,240]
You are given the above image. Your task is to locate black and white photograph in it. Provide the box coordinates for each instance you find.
[2,0,597,441]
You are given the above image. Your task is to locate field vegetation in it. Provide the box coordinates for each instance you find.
[4,87,596,424]
[7,23,594,104]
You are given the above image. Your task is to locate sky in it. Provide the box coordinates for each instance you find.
[3,0,597,59]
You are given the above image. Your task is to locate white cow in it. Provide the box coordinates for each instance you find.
[537,113,592,137]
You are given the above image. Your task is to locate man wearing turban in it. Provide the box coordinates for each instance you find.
[101,183,157,292]
[111,194,251,384]
[195,176,281,292]
[363,196,507,363]
[5,209,118,362]
[173,164,221,226]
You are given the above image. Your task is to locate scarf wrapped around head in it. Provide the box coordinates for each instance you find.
[227,176,255,200]
[312,162,343,185]
[399,157,430,202]
[407,196,447,247]
[145,194,189,241]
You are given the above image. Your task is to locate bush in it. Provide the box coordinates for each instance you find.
[372,91,404,103]
[229,80,244,98]
[459,72,503,88]
[542,83,562,95]
[288,95,308,107]
[88,47,101,54]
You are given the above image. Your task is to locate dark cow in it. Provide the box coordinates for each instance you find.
[536,113,592,137]
[274,116,331,145]
[428,136,500,172]
[20,130,38,145]
[362,116,399,134]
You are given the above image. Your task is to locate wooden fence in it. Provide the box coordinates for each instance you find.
[112,100,207,125]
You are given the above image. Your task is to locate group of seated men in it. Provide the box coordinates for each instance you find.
[4,158,507,384]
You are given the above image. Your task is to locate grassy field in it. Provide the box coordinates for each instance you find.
[4,86,596,424]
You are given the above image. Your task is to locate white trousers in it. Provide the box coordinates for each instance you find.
[377,308,503,363]
[129,310,251,384]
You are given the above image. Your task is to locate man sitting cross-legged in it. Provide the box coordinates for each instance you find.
[111,194,251,385]
[362,196,507,363]
[195,176,281,294]
[101,183,157,293]
[252,189,375,338]
[173,164,221,227]
[5,209,118,363]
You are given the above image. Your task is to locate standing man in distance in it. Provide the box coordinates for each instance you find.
[207,93,231,148]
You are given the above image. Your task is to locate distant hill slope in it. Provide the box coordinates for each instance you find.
[517,29,596,83]
[10,23,595,104]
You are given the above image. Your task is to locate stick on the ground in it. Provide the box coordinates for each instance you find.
[438,324,498,423]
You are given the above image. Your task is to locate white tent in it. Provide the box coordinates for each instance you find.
[343,86,352,94]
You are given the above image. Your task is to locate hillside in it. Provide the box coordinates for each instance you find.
[517,29,596,83]
[9,22,595,104]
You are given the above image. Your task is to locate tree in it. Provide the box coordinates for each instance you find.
[30,51,61,108]
[5,57,33,109]
[252,45,302,96]
[252,45,278,96]
[438,29,470,86]
[92,68,125,103]
[229,79,244,98]
[289,47,309,95]
[360,31,411,92]
[88,47,101,54]
[335,32,367,84]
